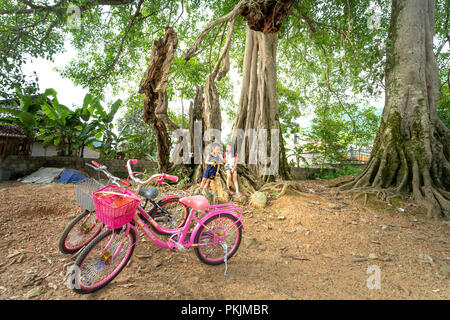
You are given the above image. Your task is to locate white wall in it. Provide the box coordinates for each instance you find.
[83,147,100,159]
[31,142,99,159]
[31,142,58,157]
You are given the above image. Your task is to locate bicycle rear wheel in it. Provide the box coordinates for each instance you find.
[147,197,188,235]
[71,227,136,294]
[58,210,103,254]
[194,213,242,265]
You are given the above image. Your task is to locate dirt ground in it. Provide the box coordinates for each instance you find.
[0,177,449,300]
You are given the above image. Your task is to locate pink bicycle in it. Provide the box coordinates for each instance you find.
[58,161,188,254]
[69,159,244,294]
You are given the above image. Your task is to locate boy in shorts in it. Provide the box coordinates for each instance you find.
[200,143,223,194]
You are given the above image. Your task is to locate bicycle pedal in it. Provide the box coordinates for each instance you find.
[168,239,185,252]
[175,242,185,252]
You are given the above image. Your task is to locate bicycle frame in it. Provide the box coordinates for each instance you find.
[97,158,244,262]
[102,203,244,261]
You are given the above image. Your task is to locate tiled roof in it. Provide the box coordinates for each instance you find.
[0,124,26,138]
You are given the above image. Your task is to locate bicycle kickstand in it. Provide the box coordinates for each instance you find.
[221,242,228,277]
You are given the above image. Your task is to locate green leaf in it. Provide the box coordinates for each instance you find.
[107,99,122,122]
[80,107,91,122]
[123,134,141,141]
[41,104,59,121]
[20,95,34,112]
[18,112,35,128]
[43,88,57,98]
[42,136,55,148]
[82,93,94,108]
[0,107,21,117]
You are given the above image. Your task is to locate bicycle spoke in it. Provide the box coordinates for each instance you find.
[78,231,132,290]
[65,213,101,250]
[197,216,240,261]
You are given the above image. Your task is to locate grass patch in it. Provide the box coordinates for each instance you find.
[314,166,364,180]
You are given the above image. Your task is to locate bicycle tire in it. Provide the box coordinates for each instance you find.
[71,227,137,294]
[58,210,103,254]
[194,213,242,265]
[147,197,189,235]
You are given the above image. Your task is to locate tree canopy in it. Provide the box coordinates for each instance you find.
[1,1,447,114]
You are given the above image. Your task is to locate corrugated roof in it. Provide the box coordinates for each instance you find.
[20,167,64,184]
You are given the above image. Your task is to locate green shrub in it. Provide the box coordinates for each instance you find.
[314,166,364,180]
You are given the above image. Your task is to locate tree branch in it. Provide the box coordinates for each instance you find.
[89,0,147,81]
[184,0,246,61]
[0,0,135,15]
[293,10,385,90]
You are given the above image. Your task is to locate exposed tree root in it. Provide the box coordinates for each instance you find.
[338,162,450,218]
[329,176,357,188]
[345,187,400,206]
[259,180,315,199]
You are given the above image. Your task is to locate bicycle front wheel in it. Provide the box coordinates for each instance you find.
[58,210,103,254]
[194,213,243,265]
[71,227,136,294]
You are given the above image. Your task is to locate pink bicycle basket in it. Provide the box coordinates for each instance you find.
[93,185,141,229]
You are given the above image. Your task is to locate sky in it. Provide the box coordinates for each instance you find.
[22,42,89,109]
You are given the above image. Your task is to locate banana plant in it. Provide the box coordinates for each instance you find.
[37,90,83,156]
[93,120,140,159]
[72,93,102,157]
[87,97,138,159]
[3,88,138,158]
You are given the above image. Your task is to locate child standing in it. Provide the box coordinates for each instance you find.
[224,142,241,196]
[200,143,223,194]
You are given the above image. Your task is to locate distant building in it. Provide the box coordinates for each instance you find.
[286,135,372,167]
[342,147,371,163]
[0,124,27,157]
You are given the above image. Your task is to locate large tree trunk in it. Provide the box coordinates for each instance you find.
[139,27,178,172]
[232,26,291,182]
[181,0,294,197]
[341,0,450,218]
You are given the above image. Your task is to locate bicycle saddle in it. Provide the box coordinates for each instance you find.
[138,187,158,200]
[179,195,209,211]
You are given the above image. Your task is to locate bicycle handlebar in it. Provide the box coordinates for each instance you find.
[153,173,179,183]
[120,179,130,187]
[85,162,121,186]
[126,159,179,185]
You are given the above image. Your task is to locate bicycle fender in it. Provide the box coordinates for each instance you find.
[193,211,245,237]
